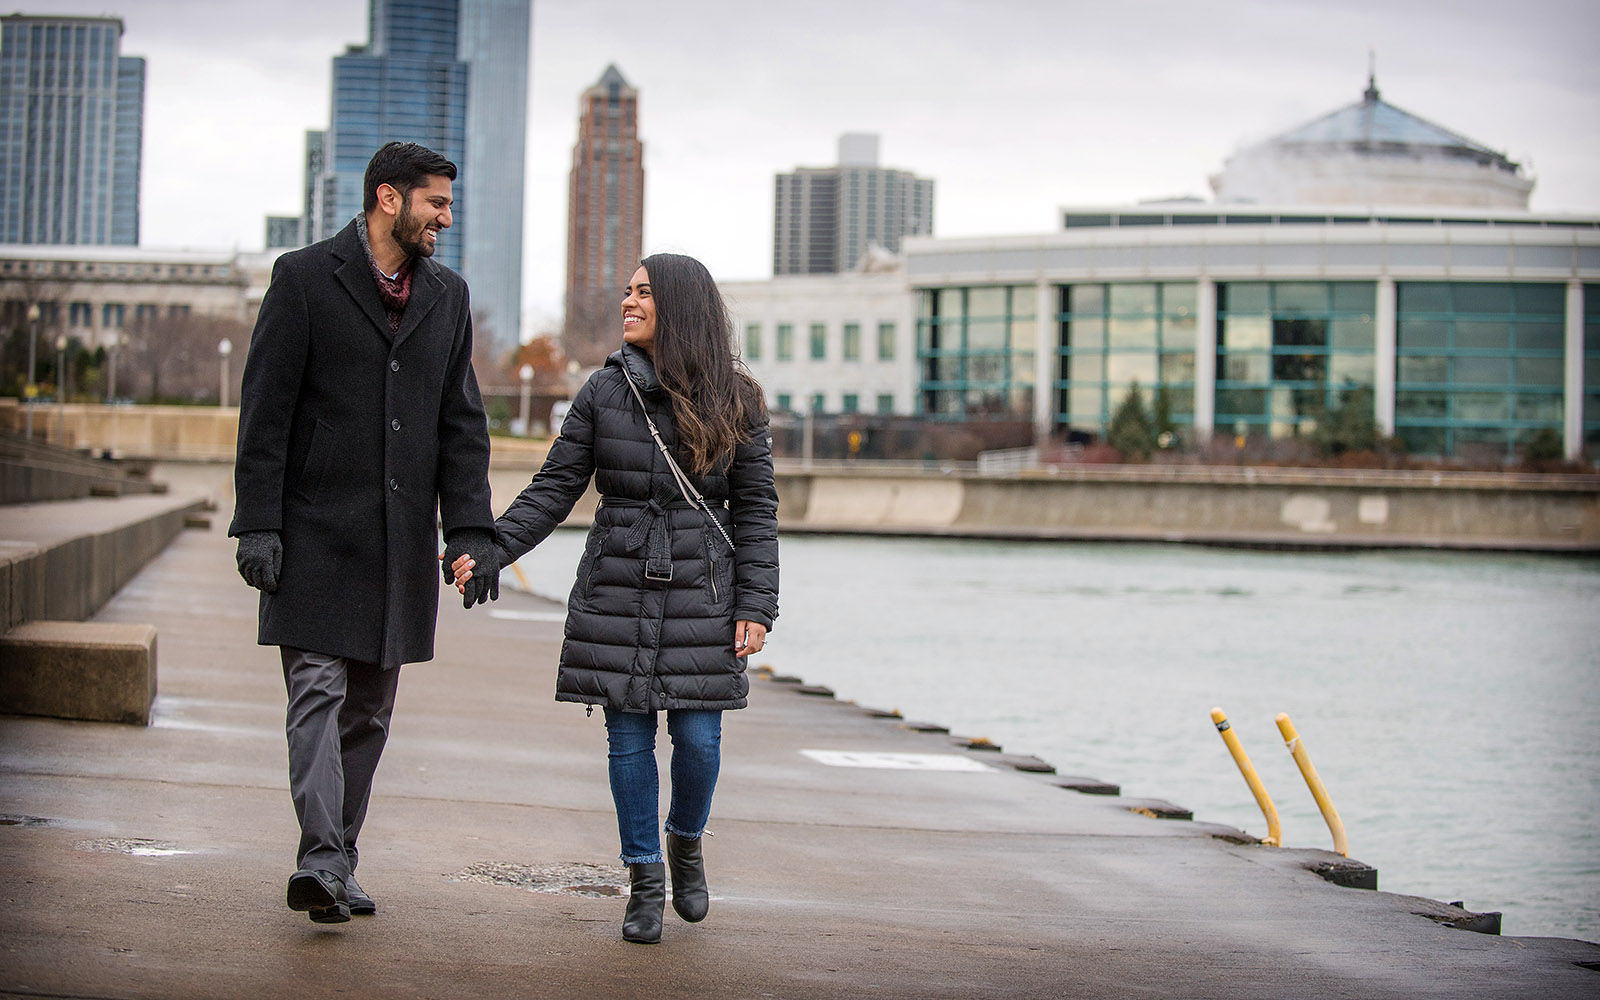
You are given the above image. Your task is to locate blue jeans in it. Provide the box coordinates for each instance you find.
[603,708,722,865]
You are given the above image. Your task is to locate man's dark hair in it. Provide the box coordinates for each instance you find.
[363,142,457,213]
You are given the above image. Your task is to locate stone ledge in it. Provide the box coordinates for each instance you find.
[0,621,157,725]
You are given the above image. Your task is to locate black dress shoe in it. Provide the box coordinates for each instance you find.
[344,874,376,915]
[287,869,351,924]
[666,832,708,923]
[621,862,665,944]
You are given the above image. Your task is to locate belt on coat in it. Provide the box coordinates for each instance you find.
[608,497,696,582]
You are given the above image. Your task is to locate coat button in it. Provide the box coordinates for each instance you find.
[390,360,400,372]
[389,478,398,491]
[391,419,401,431]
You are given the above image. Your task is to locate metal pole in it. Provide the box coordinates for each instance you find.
[1210,707,1282,847]
[1276,713,1350,857]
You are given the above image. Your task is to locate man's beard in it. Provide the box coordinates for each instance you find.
[392,198,435,260]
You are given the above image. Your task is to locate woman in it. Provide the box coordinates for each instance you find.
[452,253,778,944]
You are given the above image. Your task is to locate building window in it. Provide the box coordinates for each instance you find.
[876,393,895,414]
[1585,284,1600,458]
[810,392,826,413]
[1214,282,1375,442]
[842,393,859,413]
[1395,282,1567,461]
[843,323,861,361]
[102,302,125,328]
[810,322,827,360]
[135,303,159,324]
[918,285,1037,419]
[69,301,93,327]
[1059,283,1198,434]
[877,321,896,361]
[776,392,792,411]
[776,323,793,361]
[745,322,761,361]
[169,304,191,318]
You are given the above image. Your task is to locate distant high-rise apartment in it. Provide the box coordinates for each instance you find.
[563,64,643,367]
[773,134,933,275]
[0,14,145,245]
[311,0,470,272]
[303,0,528,352]
[458,0,529,351]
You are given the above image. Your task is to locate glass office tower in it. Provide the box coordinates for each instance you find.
[318,0,469,272]
[0,14,144,245]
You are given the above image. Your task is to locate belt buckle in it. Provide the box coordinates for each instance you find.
[645,562,673,582]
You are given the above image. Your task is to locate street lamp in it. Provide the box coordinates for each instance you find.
[55,333,67,444]
[24,303,39,439]
[518,363,534,437]
[218,338,234,408]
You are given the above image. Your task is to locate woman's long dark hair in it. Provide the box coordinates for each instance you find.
[641,252,768,474]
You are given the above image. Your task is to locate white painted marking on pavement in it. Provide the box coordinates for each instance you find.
[488,609,568,623]
[800,750,996,772]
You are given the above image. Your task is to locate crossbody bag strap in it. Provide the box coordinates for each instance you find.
[621,366,737,552]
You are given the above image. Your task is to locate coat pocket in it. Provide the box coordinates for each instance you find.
[293,418,336,504]
[575,527,609,609]
[704,528,734,609]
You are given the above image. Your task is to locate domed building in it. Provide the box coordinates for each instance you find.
[718,76,1599,465]
[1211,75,1534,210]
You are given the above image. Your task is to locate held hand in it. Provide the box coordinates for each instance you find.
[450,552,474,593]
[235,530,283,593]
[734,620,767,657]
[440,529,502,609]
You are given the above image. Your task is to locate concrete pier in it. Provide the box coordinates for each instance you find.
[1,484,1597,998]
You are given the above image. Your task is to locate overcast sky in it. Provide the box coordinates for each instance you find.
[16,0,1600,338]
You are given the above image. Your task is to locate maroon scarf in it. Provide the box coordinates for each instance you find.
[355,214,415,333]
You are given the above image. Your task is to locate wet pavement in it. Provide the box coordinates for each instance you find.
[2,471,1597,999]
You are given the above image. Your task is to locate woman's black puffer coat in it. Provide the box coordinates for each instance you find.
[494,345,779,713]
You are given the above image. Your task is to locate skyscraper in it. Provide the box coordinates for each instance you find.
[773,134,933,275]
[458,0,528,352]
[303,0,529,352]
[564,65,643,367]
[0,14,145,245]
[312,0,470,272]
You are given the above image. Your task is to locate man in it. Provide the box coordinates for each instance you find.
[231,142,502,923]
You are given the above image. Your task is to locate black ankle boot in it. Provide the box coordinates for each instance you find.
[666,832,708,922]
[622,862,666,943]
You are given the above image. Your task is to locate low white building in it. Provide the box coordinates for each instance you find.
[0,244,280,348]
[722,252,915,416]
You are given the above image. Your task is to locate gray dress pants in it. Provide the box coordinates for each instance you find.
[281,647,400,880]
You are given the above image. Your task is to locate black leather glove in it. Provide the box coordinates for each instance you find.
[442,528,502,608]
[235,530,282,593]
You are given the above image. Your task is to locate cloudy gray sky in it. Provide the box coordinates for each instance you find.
[18,0,1600,338]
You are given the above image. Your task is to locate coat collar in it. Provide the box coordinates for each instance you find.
[329,216,445,347]
[609,343,661,393]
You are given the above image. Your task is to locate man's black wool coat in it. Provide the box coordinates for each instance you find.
[230,218,493,669]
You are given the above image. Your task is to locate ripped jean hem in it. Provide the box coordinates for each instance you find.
[663,822,704,841]
[620,852,663,866]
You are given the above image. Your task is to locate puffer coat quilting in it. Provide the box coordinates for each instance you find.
[494,346,779,713]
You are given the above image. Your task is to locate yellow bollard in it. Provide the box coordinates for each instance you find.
[1210,707,1282,847]
[1275,713,1349,857]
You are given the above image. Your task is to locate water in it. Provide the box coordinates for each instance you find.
[513,531,1600,942]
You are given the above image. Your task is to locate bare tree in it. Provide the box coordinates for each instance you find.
[123,311,252,404]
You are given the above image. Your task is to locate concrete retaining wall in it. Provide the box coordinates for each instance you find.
[776,466,1600,551]
[0,494,210,631]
